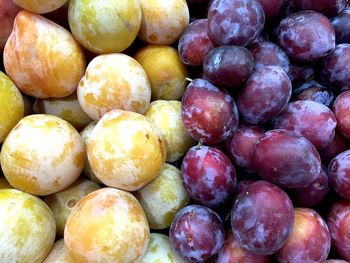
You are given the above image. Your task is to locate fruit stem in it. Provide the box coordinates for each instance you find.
[185,77,193,82]
[196,139,203,150]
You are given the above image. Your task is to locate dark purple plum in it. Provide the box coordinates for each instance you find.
[327,199,350,261]
[181,79,239,144]
[320,131,350,164]
[181,146,237,208]
[275,208,331,263]
[231,181,294,255]
[251,129,321,188]
[271,100,337,149]
[203,46,254,88]
[331,8,350,44]
[237,66,292,124]
[249,41,290,73]
[288,64,314,85]
[277,11,335,62]
[321,44,350,92]
[208,0,265,46]
[169,205,225,262]
[293,0,347,18]
[329,150,350,200]
[225,123,264,172]
[257,0,287,20]
[291,166,329,207]
[178,19,217,66]
[292,81,335,108]
[217,231,270,263]
[332,91,350,140]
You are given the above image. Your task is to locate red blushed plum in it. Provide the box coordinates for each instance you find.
[333,91,350,140]
[225,123,264,172]
[329,150,350,200]
[237,66,292,124]
[203,46,254,89]
[292,81,335,108]
[331,8,350,44]
[322,44,350,92]
[294,0,347,18]
[288,64,314,85]
[251,130,321,188]
[0,0,21,51]
[257,0,287,20]
[181,79,239,145]
[271,101,337,149]
[231,181,294,255]
[291,166,329,207]
[181,146,237,208]
[327,200,350,261]
[275,208,331,263]
[320,131,350,164]
[217,231,270,263]
[178,19,217,67]
[277,11,335,62]
[169,205,225,262]
[208,0,265,46]
[249,41,290,73]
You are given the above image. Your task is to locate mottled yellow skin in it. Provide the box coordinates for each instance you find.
[44,177,101,236]
[88,110,166,191]
[43,239,74,263]
[0,114,85,196]
[136,164,190,229]
[4,10,86,98]
[77,54,151,120]
[12,0,68,14]
[139,0,189,45]
[134,45,188,100]
[34,92,93,131]
[145,100,195,162]
[68,0,141,54]
[65,188,150,263]
[0,189,56,262]
[80,121,101,183]
[0,177,13,189]
[141,233,186,263]
[0,71,24,143]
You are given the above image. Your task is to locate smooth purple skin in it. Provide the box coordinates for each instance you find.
[178,19,217,66]
[271,100,337,149]
[293,0,347,18]
[320,131,350,164]
[203,45,254,88]
[169,205,225,262]
[327,200,350,262]
[237,66,292,124]
[257,0,287,20]
[329,150,350,200]
[249,41,290,73]
[291,166,329,207]
[208,0,265,46]
[181,146,237,208]
[322,44,350,92]
[231,181,294,255]
[278,11,335,62]
[333,91,350,140]
[251,129,321,189]
[332,8,350,44]
[181,78,239,145]
[225,123,264,172]
[275,208,331,263]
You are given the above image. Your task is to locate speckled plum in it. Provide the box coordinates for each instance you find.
[277,11,335,62]
[251,129,321,188]
[237,66,292,124]
[271,100,337,149]
[208,0,265,46]
[169,205,225,262]
[231,181,294,255]
[181,145,236,208]
[181,79,239,144]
